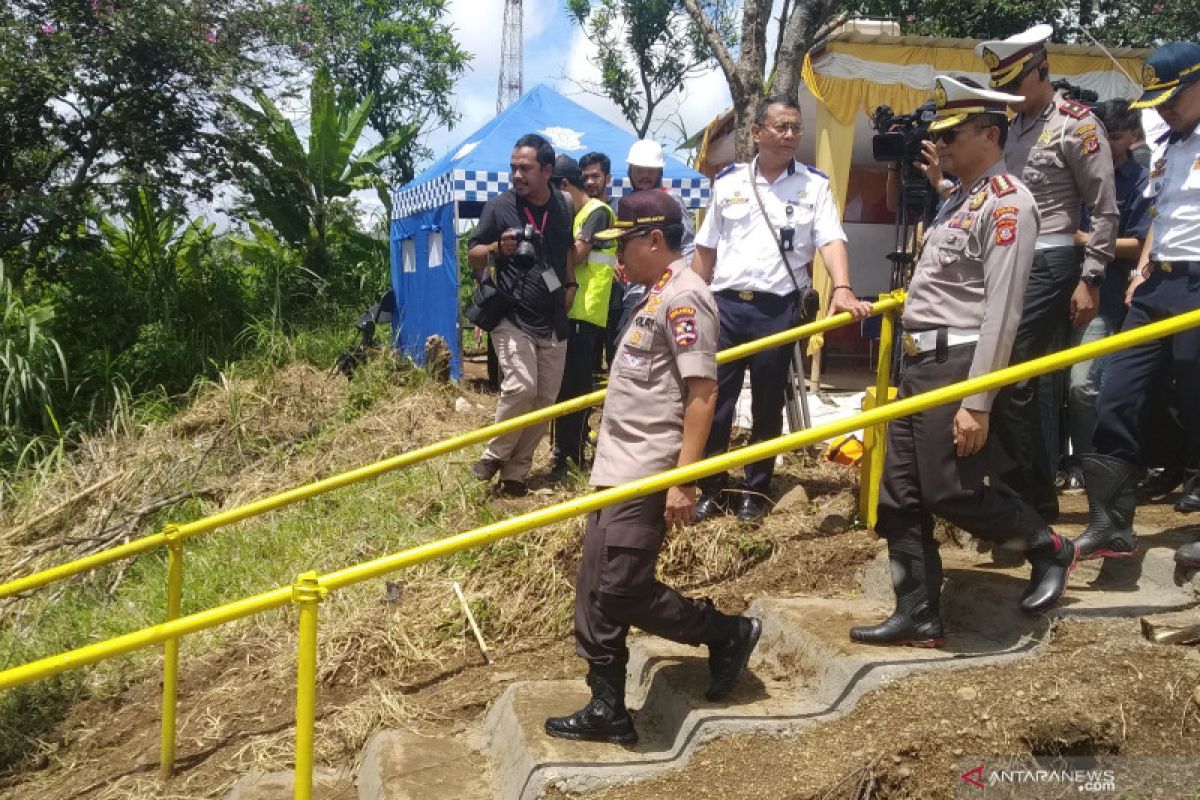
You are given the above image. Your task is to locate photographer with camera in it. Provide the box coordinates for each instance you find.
[692,96,872,526]
[467,133,577,496]
[851,76,1076,649]
[975,24,1118,524]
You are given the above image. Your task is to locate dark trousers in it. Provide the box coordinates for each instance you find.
[554,319,603,466]
[574,492,731,668]
[700,290,800,496]
[877,345,1046,557]
[992,246,1081,513]
[1093,267,1200,466]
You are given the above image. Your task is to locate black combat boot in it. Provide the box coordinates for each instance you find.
[1020,528,1077,614]
[850,533,944,648]
[1075,453,1139,560]
[1176,538,1200,569]
[544,666,637,745]
[706,616,762,701]
[1175,469,1200,513]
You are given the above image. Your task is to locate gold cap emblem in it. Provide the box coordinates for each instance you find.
[983,49,1000,70]
[934,82,948,107]
[1142,62,1159,87]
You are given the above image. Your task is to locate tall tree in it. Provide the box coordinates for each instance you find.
[0,0,274,285]
[681,0,844,159]
[282,0,470,184]
[848,1,1199,47]
[567,0,736,138]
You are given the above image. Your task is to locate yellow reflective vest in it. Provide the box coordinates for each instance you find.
[569,197,618,327]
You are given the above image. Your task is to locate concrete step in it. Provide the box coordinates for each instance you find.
[230,539,1197,800]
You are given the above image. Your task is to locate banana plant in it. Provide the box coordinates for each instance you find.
[227,68,416,277]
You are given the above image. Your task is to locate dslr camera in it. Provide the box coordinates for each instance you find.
[510,223,544,263]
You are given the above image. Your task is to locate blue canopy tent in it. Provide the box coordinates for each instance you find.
[389,84,710,380]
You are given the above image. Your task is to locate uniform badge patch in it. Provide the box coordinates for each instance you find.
[948,212,976,230]
[989,175,1017,197]
[1036,128,1054,148]
[668,305,696,320]
[650,269,672,294]
[1082,136,1100,155]
[969,191,987,211]
[672,316,698,347]
[1193,156,1200,171]
[1074,123,1097,136]
[1060,100,1089,119]
[643,295,663,313]
[992,206,1019,219]
[995,217,1018,246]
[626,329,644,347]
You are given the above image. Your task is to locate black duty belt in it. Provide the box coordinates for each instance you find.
[717,289,799,302]
[1154,260,1200,277]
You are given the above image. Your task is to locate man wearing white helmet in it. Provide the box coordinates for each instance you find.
[611,139,698,343]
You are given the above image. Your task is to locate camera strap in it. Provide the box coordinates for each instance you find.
[521,204,548,236]
[747,162,805,298]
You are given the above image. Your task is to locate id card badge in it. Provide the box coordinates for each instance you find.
[541,267,562,293]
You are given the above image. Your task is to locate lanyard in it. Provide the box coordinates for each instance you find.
[521,204,549,236]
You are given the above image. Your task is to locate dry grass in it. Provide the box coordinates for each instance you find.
[0,358,866,800]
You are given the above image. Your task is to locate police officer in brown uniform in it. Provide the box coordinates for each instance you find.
[545,191,761,744]
[976,25,1119,522]
[851,77,1078,648]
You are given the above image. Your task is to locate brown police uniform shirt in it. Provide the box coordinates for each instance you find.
[903,160,1040,413]
[590,260,718,487]
[1005,93,1118,282]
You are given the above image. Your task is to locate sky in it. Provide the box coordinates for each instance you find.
[418,0,739,174]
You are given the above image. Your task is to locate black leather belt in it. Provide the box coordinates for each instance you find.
[1154,260,1200,277]
[717,289,799,301]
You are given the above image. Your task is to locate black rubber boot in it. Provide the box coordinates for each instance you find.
[850,533,944,648]
[1175,469,1200,513]
[706,616,762,701]
[1176,538,1200,569]
[1020,528,1077,614]
[544,666,637,744]
[1075,454,1139,560]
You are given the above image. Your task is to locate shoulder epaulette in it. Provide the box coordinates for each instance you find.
[805,164,829,179]
[1059,100,1090,120]
[990,174,1018,197]
[714,163,739,180]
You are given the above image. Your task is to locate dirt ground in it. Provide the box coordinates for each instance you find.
[2,367,1199,800]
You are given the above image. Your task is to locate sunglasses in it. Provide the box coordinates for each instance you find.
[932,121,993,144]
[615,227,655,253]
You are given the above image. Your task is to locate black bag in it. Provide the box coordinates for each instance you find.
[464,277,511,332]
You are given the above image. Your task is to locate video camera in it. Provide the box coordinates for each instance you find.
[1051,78,1099,107]
[871,101,936,165]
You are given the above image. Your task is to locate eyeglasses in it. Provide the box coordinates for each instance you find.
[765,123,804,136]
[615,227,655,253]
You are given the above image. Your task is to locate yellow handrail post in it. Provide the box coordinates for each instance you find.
[159,528,183,781]
[292,572,326,800]
[860,293,900,527]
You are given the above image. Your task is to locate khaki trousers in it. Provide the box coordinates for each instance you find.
[483,318,567,481]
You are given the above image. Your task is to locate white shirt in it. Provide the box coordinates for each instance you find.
[1147,122,1200,261]
[696,158,847,295]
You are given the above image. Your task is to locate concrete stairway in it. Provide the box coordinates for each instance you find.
[228,544,1198,800]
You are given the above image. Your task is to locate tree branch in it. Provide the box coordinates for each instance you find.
[681,0,740,95]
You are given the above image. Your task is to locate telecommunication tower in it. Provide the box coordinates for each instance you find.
[497,0,524,113]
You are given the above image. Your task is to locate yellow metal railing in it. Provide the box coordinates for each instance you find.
[2,306,1198,800]
[0,292,906,603]
[0,291,903,782]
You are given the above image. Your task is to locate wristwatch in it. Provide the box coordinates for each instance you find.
[1081,272,1104,288]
